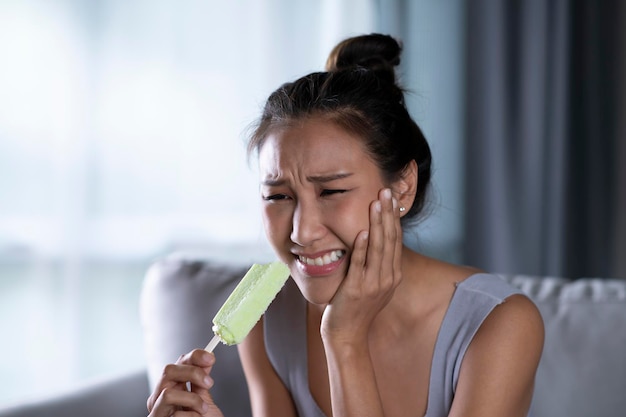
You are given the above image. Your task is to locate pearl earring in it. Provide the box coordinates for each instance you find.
[399,207,406,212]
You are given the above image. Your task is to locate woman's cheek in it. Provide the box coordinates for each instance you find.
[262,205,291,245]
[331,201,370,243]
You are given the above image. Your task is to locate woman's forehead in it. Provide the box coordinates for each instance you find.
[258,121,378,180]
[260,124,365,162]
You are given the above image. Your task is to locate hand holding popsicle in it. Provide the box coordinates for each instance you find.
[148,262,289,417]
[146,349,223,417]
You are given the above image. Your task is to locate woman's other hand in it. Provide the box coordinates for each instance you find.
[321,187,403,346]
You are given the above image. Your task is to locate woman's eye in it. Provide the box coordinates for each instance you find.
[263,194,289,201]
[320,189,347,197]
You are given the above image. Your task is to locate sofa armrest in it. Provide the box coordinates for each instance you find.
[0,368,150,417]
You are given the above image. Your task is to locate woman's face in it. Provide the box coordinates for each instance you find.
[258,116,388,305]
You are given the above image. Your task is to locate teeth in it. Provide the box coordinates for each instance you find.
[299,250,344,266]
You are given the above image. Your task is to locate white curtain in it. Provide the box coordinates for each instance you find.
[0,0,377,260]
[0,0,377,403]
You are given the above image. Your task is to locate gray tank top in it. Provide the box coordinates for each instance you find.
[264,273,524,417]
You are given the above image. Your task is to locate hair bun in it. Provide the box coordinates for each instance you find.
[325,33,402,76]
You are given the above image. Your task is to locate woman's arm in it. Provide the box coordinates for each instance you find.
[321,188,403,417]
[323,334,385,417]
[449,294,545,417]
[238,318,299,417]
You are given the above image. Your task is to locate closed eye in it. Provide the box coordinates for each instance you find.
[320,189,347,197]
[263,194,290,201]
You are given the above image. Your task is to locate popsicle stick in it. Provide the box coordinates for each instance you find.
[205,334,220,352]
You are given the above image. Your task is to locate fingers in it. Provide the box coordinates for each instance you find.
[364,192,384,277]
[176,349,216,383]
[364,188,401,287]
[148,386,209,416]
[391,192,403,279]
[176,349,216,368]
[147,349,217,416]
[379,188,399,278]
[348,229,369,274]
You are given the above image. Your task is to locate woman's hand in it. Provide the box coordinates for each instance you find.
[147,349,224,417]
[321,187,403,346]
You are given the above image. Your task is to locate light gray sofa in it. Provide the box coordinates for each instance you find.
[1,253,625,417]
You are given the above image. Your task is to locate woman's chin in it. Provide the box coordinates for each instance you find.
[292,277,340,307]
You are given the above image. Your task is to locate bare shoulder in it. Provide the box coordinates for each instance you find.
[478,292,545,350]
[449,293,545,417]
[405,252,479,281]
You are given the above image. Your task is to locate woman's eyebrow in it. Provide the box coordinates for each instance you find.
[261,178,284,186]
[261,172,353,186]
[307,172,353,183]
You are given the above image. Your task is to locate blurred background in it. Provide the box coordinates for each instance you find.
[0,0,624,406]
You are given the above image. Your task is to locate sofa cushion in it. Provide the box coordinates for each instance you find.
[502,275,626,417]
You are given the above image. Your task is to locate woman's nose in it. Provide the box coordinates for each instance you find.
[290,202,325,247]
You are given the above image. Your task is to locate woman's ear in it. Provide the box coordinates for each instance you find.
[392,160,418,216]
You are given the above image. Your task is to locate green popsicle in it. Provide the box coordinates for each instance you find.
[205,261,290,352]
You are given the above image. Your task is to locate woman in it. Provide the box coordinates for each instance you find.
[147,33,544,417]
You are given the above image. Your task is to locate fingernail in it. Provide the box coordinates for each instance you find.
[392,198,398,209]
[383,188,392,199]
[374,201,382,212]
[202,402,209,412]
[204,375,212,387]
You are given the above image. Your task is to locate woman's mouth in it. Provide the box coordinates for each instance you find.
[295,250,346,276]
[297,250,345,266]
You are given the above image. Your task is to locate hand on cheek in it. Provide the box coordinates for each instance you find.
[321,188,404,345]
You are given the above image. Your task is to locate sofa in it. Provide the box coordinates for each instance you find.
[1,252,625,417]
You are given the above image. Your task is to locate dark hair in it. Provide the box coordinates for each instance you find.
[248,33,432,223]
